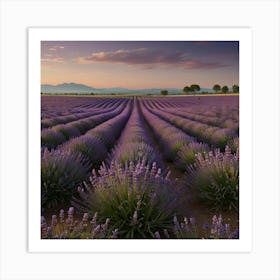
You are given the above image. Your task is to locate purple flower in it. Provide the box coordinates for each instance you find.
[47,227,52,236]
[132,210,138,225]
[51,215,58,226]
[59,209,64,219]
[82,213,89,222]
[68,207,74,216]
[189,217,196,225]
[154,232,161,239]
[163,229,170,238]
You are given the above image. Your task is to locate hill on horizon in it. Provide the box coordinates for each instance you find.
[41,83,213,94]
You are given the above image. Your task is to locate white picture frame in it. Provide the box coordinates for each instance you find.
[1,1,279,279]
[29,27,252,253]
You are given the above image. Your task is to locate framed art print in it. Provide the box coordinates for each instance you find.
[28,27,252,253]
[1,0,280,279]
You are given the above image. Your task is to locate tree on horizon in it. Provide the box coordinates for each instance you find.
[232,84,239,93]
[222,86,229,93]
[190,84,200,94]
[160,90,168,95]
[213,84,221,93]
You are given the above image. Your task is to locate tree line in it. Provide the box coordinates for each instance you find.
[160,84,239,95]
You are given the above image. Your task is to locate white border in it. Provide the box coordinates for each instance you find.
[28,27,252,253]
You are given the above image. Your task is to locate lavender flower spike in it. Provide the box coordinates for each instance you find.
[68,207,74,216]
[132,210,138,225]
[154,232,161,239]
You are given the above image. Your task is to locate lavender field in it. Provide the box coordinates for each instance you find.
[41,95,239,239]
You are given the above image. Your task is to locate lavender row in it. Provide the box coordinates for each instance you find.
[145,98,238,130]
[41,100,128,150]
[147,97,239,122]
[41,99,123,129]
[139,100,206,164]
[61,101,132,169]
[41,208,239,239]
[143,100,236,150]
[42,97,123,120]
[41,101,132,209]
[162,107,239,132]
[109,98,162,167]
[41,96,121,119]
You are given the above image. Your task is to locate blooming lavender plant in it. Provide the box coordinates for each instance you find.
[41,148,89,209]
[186,146,239,212]
[53,124,81,140]
[41,129,66,150]
[227,137,239,154]
[62,135,107,169]
[175,142,209,171]
[41,207,239,239]
[112,142,159,167]
[74,160,183,238]
[41,207,118,239]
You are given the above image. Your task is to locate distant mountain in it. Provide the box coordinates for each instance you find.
[41,83,213,94]
[41,83,96,94]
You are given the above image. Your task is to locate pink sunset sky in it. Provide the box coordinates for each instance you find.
[41,41,239,89]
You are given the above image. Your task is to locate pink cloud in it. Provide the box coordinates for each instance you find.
[41,57,64,63]
[78,48,228,69]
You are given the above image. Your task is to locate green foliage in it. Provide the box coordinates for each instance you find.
[232,84,239,93]
[63,136,107,168]
[183,86,191,94]
[42,210,239,239]
[41,129,66,150]
[227,137,239,154]
[175,142,209,171]
[213,84,221,93]
[160,90,168,95]
[112,142,158,167]
[41,209,117,239]
[76,161,182,238]
[187,147,239,212]
[190,84,200,93]
[222,86,229,93]
[183,84,200,94]
[41,149,89,209]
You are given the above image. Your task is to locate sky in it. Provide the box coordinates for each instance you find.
[41,41,239,89]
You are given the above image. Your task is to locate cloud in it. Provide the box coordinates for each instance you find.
[182,59,227,69]
[48,45,65,51]
[41,57,64,63]
[78,48,228,69]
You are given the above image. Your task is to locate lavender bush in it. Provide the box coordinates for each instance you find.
[53,124,81,140]
[73,160,184,238]
[227,137,239,154]
[175,142,209,171]
[41,148,89,209]
[186,146,239,212]
[62,136,107,169]
[154,214,239,239]
[112,142,159,167]
[41,129,66,150]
